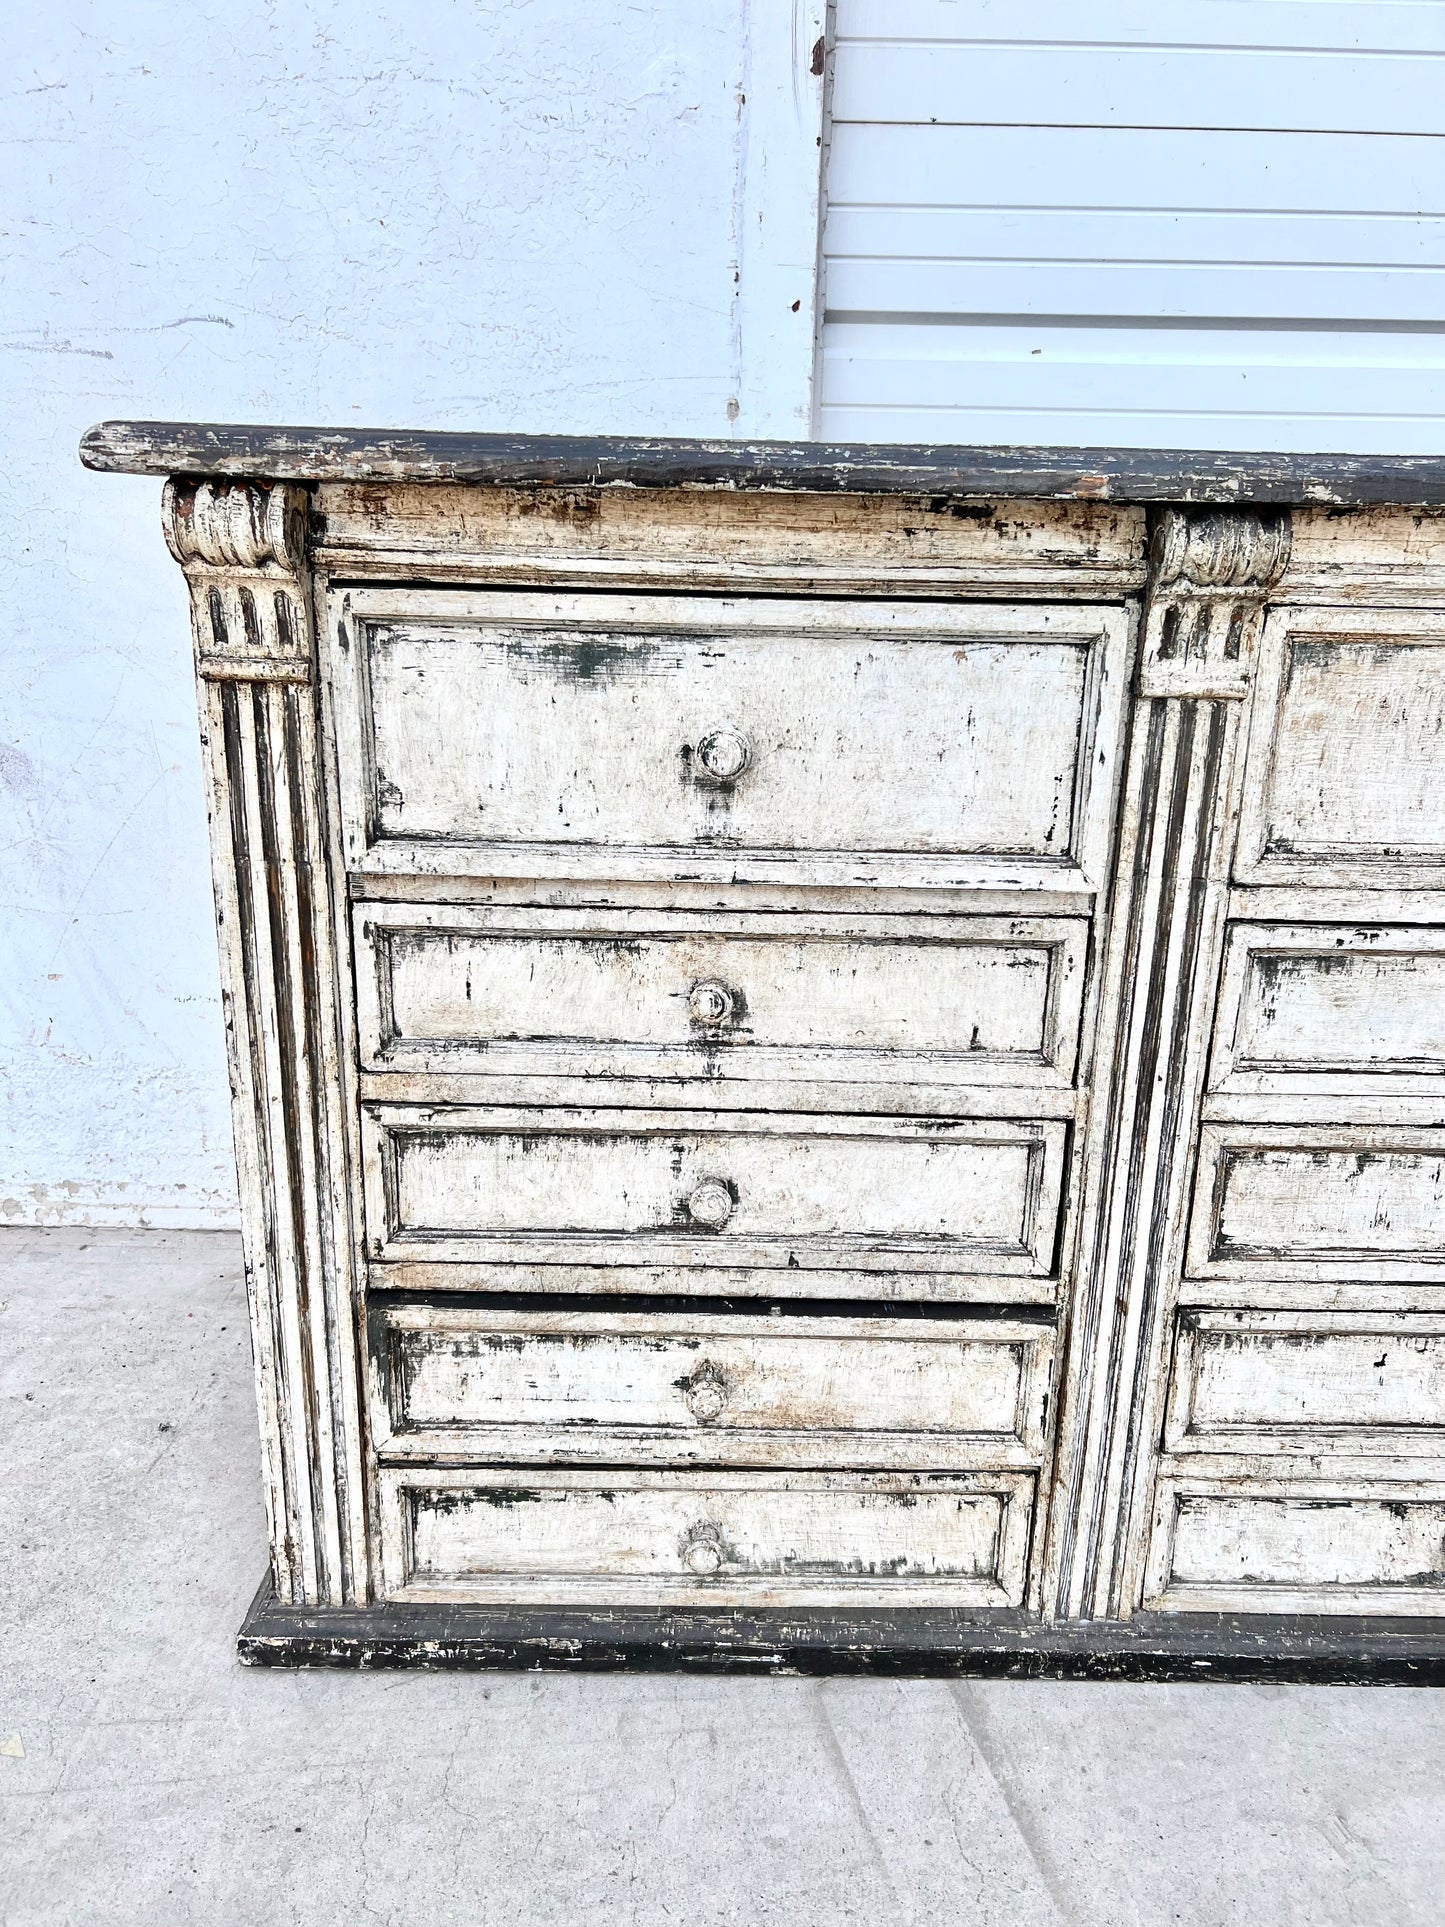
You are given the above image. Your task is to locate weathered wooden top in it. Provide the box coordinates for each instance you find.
[79,420,1445,507]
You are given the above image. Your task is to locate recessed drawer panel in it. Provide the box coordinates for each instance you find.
[369,1305,1053,1467]
[1187,1124,1445,1282]
[362,1106,1066,1276]
[379,1467,1035,1606]
[1237,609,1445,888]
[356,904,1086,1088]
[1145,1478,1445,1614]
[1165,1310,1445,1455]
[329,589,1128,891]
[1210,924,1445,1096]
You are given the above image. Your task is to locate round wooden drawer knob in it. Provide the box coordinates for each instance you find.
[686,1179,735,1230]
[693,727,751,786]
[681,1526,726,1575]
[688,979,736,1027]
[682,1362,730,1423]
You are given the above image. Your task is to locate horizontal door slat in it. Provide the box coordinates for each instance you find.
[825,207,1445,275]
[835,0,1445,55]
[825,258,1445,326]
[831,44,1445,138]
[826,124,1445,217]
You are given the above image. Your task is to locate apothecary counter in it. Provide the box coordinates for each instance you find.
[81,422,1445,1678]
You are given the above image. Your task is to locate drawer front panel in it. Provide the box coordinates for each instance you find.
[1146,1479,1445,1614]
[380,1467,1035,1606]
[1237,610,1445,887]
[1188,1124,1445,1281]
[370,1306,1053,1465]
[1165,1310,1445,1454]
[1210,924,1445,1095]
[356,904,1086,1087]
[331,589,1127,889]
[363,1107,1066,1274]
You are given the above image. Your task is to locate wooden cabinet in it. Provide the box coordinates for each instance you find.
[80,425,1445,1676]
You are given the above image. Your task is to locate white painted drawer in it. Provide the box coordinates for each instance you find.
[362,1105,1066,1276]
[1237,608,1445,889]
[1145,1476,1445,1614]
[329,588,1129,892]
[355,903,1086,1089]
[1187,1124,1445,1282]
[1210,924,1445,1097]
[368,1305,1053,1467]
[379,1466,1036,1606]
[1165,1310,1445,1455]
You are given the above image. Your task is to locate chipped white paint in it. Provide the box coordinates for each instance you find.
[118,450,1445,1634]
[1210,924,1445,1095]
[1237,608,1445,888]
[1164,1310,1445,1455]
[380,1466,1036,1608]
[355,904,1087,1091]
[369,1305,1052,1468]
[1146,1479,1445,1615]
[362,1106,1067,1281]
[1188,1125,1445,1280]
[327,588,1130,895]
[313,482,1147,600]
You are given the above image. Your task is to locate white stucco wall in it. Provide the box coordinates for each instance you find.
[2,1,822,1226]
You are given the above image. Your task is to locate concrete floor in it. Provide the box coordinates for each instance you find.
[1,1229,1442,1926]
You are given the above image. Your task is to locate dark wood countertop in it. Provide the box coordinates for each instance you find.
[79,421,1445,507]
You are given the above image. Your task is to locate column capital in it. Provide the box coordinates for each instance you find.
[1140,507,1292,699]
[162,479,313,681]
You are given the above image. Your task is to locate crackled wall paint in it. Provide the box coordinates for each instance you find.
[2,0,819,1226]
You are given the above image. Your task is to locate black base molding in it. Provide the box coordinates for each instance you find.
[237,1578,1445,1684]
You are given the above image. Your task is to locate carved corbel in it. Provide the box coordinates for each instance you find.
[163,479,313,680]
[1138,507,1292,698]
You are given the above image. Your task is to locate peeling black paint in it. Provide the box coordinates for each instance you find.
[238,1577,1445,1682]
[82,422,1445,508]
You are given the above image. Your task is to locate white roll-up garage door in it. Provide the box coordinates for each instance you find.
[817,1,1445,451]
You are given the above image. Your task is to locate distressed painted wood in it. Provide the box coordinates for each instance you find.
[102,431,1445,1662]
[1046,507,1291,1621]
[164,479,369,1607]
[80,422,1445,505]
[1145,1478,1445,1615]
[378,1467,1037,1608]
[354,904,1087,1091]
[361,1106,1067,1278]
[1164,1309,1445,1455]
[368,1306,1053,1467]
[1236,609,1445,888]
[1210,924,1445,1096]
[327,589,1130,894]
[1188,1124,1445,1281]
[314,481,1147,600]
[236,1580,1445,1681]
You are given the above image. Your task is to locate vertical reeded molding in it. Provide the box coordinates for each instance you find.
[1046,508,1292,1621]
[165,478,369,1606]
